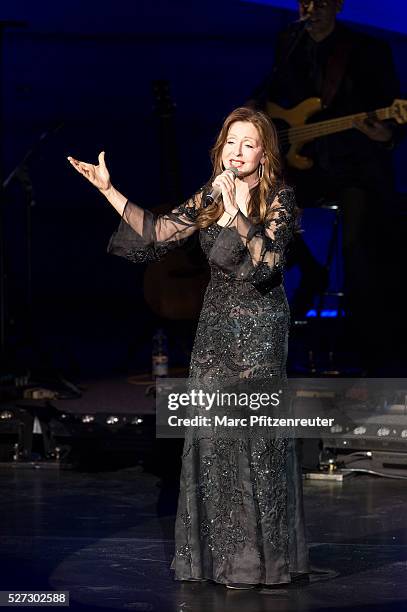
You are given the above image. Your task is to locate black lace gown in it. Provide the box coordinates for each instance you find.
[107,184,309,586]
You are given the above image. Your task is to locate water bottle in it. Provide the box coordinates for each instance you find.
[152,328,169,378]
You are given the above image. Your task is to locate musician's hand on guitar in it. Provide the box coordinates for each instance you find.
[353,118,393,143]
[212,170,239,217]
[67,151,112,192]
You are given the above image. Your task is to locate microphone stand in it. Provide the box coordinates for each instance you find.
[248,16,311,121]
[271,16,311,80]
[2,123,64,364]
[2,124,83,398]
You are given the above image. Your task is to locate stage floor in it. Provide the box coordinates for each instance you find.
[0,467,406,611]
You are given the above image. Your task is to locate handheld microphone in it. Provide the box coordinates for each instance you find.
[204,167,239,208]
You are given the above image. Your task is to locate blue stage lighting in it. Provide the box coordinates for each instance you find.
[241,0,407,35]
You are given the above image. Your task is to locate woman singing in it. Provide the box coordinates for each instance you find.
[68,106,309,589]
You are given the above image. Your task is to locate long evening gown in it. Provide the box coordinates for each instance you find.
[107,183,309,586]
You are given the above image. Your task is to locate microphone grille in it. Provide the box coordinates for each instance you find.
[226,167,239,177]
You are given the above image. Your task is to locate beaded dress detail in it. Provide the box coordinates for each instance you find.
[107,184,309,585]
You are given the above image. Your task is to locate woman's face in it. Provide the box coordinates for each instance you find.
[221,121,265,181]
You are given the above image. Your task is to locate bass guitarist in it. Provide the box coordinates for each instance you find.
[247,0,403,370]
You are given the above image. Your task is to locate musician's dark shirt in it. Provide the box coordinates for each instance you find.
[251,23,401,202]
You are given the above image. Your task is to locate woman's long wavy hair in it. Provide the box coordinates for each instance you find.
[197,107,284,229]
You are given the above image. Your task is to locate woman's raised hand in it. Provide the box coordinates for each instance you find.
[67,151,111,192]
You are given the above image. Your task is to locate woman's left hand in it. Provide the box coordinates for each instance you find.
[211,170,239,217]
[211,171,251,217]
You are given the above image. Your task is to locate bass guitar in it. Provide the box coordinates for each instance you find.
[266,97,407,170]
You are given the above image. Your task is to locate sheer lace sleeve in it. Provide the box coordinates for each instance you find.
[208,187,296,292]
[107,191,202,263]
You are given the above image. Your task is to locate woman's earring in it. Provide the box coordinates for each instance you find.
[258,164,264,180]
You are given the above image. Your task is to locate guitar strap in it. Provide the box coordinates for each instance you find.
[321,37,354,108]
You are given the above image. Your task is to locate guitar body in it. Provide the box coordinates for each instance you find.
[143,245,209,320]
[266,97,323,170]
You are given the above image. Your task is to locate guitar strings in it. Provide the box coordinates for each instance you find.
[276,108,390,145]
[278,113,387,144]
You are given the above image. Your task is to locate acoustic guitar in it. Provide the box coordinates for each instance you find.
[266,97,407,170]
[143,81,209,320]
